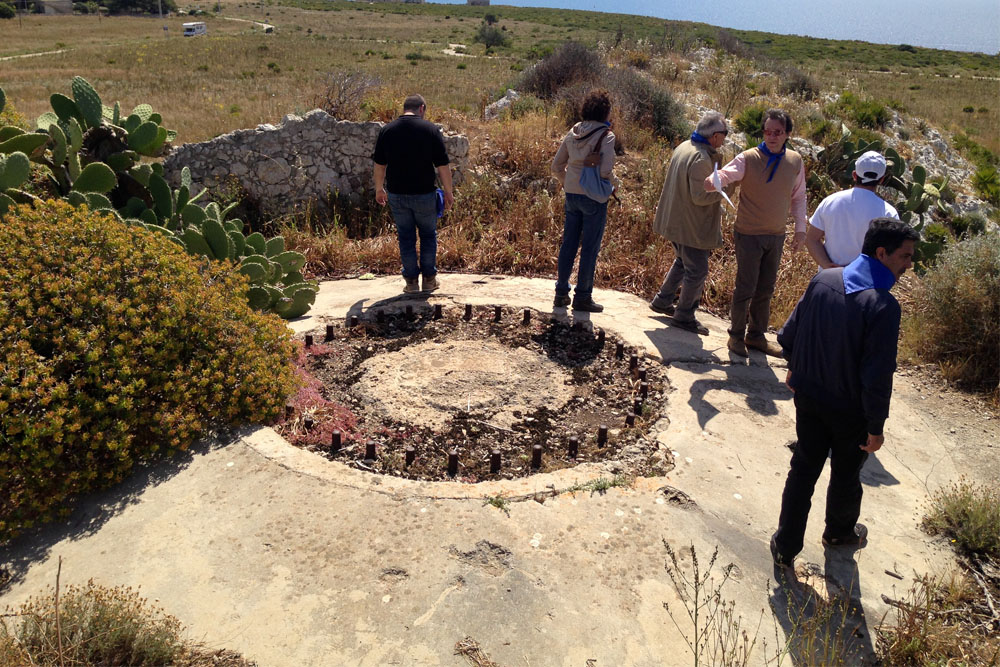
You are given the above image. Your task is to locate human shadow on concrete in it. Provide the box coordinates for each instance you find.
[0,429,244,594]
[859,453,899,487]
[643,319,792,430]
[769,549,876,665]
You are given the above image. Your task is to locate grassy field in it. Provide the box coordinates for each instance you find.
[3,0,996,148]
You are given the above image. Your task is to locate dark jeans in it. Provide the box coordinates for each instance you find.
[388,191,437,279]
[654,242,710,322]
[729,231,785,339]
[773,392,869,559]
[556,193,608,301]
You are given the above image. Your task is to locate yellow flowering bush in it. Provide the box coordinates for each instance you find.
[0,201,298,542]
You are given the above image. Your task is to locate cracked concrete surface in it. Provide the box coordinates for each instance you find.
[0,273,987,666]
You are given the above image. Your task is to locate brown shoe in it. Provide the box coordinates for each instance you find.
[403,277,420,293]
[745,336,783,357]
[727,335,748,357]
[422,274,440,292]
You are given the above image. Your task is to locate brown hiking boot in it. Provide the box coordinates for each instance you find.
[727,335,748,357]
[422,274,440,292]
[745,336,783,357]
[403,277,420,293]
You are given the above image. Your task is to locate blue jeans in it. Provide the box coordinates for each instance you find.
[388,191,438,279]
[556,193,608,300]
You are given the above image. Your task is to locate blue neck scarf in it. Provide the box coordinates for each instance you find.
[757,141,786,183]
[843,254,897,295]
[690,132,712,145]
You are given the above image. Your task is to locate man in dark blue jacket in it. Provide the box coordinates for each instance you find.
[770,218,919,566]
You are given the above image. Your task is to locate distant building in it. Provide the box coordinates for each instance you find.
[36,0,73,14]
[468,0,490,5]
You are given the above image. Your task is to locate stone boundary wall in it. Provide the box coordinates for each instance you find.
[163,109,469,212]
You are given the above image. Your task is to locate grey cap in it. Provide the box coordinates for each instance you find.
[696,111,728,137]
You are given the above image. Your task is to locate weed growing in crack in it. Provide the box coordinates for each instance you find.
[568,474,633,495]
[482,494,511,516]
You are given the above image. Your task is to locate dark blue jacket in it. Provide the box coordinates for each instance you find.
[777,257,900,435]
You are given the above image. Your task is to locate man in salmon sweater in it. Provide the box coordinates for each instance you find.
[707,109,807,357]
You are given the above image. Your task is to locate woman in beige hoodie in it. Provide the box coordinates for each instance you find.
[550,89,617,312]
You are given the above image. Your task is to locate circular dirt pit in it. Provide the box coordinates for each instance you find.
[276,303,671,483]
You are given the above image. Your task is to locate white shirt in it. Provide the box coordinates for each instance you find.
[809,188,899,266]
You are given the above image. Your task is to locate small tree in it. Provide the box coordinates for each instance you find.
[483,12,497,25]
[475,23,509,50]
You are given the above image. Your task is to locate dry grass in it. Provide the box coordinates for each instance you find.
[877,569,1000,665]
[0,2,522,141]
[821,68,1000,153]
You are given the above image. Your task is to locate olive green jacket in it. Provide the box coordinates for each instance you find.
[652,139,724,250]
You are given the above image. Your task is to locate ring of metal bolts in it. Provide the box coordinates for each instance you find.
[304,304,652,477]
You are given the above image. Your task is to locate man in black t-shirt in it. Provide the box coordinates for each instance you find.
[372,94,454,293]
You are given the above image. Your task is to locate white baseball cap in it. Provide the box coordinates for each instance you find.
[855,151,887,184]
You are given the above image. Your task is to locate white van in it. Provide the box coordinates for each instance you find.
[183,22,207,37]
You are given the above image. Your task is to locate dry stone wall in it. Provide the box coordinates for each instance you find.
[163,109,469,213]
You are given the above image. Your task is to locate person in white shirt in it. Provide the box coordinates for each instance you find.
[806,151,899,269]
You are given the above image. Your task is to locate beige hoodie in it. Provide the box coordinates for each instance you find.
[551,120,618,203]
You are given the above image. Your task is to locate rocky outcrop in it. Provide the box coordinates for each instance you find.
[163,109,469,213]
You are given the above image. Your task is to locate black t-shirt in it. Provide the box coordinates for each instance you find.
[372,115,450,195]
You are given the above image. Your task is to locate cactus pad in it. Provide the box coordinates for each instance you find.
[0,151,31,191]
[0,132,49,157]
[50,93,84,126]
[71,162,117,194]
[71,76,104,129]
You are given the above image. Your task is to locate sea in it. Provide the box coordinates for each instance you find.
[432,0,1000,55]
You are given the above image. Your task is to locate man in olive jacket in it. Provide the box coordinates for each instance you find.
[649,111,730,335]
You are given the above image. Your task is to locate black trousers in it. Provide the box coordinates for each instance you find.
[773,392,869,559]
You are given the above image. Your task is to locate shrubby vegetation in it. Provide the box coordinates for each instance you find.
[903,232,1000,391]
[0,577,255,666]
[517,42,687,142]
[0,79,318,319]
[0,201,298,542]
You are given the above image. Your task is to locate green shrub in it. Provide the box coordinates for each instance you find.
[733,104,767,142]
[922,479,1000,558]
[972,165,1000,206]
[0,201,298,542]
[828,92,890,129]
[0,2,16,18]
[949,213,987,239]
[517,41,605,99]
[903,232,1000,391]
[962,105,975,113]
[952,132,999,168]
[504,93,546,120]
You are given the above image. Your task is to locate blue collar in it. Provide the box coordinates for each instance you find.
[690,131,712,145]
[843,254,897,294]
[757,141,786,183]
